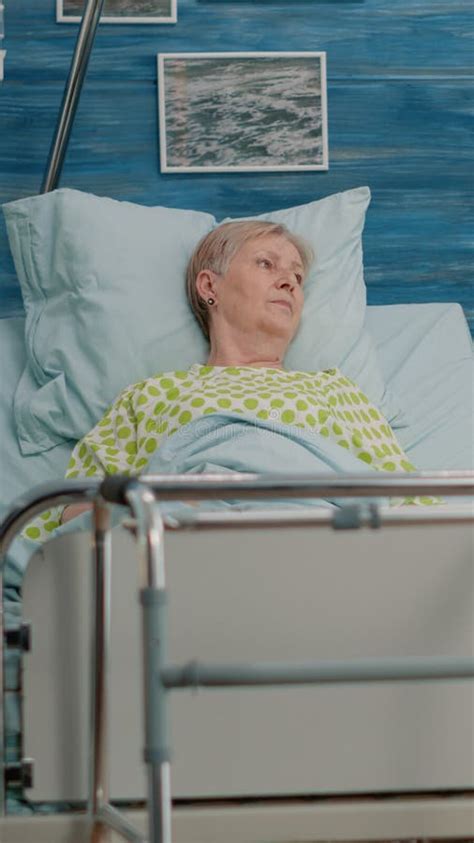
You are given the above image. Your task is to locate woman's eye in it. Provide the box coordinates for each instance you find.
[295,273,303,285]
[258,258,272,269]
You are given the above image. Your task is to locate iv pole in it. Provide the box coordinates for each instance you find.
[41,0,105,193]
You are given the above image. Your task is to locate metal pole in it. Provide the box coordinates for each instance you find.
[162,504,474,531]
[0,480,99,822]
[88,499,112,816]
[0,471,472,562]
[135,470,474,502]
[126,485,172,843]
[0,481,101,560]
[162,656,474,690]
[41,0,106,193]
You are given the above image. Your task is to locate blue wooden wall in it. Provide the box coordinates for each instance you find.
[1,0,473,330]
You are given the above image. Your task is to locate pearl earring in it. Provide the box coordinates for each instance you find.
[207,297,215,306]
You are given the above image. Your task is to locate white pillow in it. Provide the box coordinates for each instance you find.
[3,186,403,455]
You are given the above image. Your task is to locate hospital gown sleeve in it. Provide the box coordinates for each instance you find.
[22,385,140,543]
[65,384,139,480]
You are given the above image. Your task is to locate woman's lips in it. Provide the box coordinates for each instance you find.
[271,300,292,312]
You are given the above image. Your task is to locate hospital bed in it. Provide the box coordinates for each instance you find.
[1,0,474,838]
[1,300,473,843]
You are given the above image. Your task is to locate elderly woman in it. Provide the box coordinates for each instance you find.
[27,219,424,540]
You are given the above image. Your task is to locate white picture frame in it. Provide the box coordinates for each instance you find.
[57,0,177,25]
[158,52,328,173]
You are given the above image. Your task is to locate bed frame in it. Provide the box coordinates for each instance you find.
[1,472,473,842]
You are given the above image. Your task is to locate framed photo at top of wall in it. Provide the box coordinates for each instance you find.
[158,52,328,172]
[57,0,177,24]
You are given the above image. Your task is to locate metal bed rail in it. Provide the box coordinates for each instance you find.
[1,472,473,841]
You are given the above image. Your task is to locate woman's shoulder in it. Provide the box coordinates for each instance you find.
[287,366,349,381]
[112,367,197,402]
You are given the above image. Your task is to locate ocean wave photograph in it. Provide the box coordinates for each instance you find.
[62,0,173,19]
[160,54,328,171]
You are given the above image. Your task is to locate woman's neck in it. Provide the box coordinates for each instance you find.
[206,353,284,369]
[207,336,285,369]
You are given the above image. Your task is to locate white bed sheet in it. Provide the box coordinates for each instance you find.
[0,317,73,519]
[366,302,473,470]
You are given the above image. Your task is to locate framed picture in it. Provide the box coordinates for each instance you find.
[158,52,328,173]
[57,0,177,25]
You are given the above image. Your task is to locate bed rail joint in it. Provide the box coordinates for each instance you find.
[333,502,381,530]
[5,622,31,652]
[5,759,34,790]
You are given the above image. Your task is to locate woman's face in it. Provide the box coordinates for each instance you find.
[208,233,306,345]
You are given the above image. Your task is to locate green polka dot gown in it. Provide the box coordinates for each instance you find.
[23,366,433,542]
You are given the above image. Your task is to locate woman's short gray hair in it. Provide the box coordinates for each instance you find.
[186,220,314,341]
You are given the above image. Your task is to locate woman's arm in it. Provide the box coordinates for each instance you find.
[23,384,140,541]
[59,385,141,524]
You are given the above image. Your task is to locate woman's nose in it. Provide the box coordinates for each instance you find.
[277,273,295,290]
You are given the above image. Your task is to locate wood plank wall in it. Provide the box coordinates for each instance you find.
[0,0,473,330]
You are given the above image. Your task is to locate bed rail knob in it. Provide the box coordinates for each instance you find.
[100,474,139,506]
[5,621,31,652]
[5,759,34,790]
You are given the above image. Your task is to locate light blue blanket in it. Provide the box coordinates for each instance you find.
[3,411,381,590]
[146,410,381,512]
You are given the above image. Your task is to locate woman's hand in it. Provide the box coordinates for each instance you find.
[60,502,94,524]
[60,498,197,527]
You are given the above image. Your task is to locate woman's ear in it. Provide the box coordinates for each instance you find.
[196,269,218,302]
